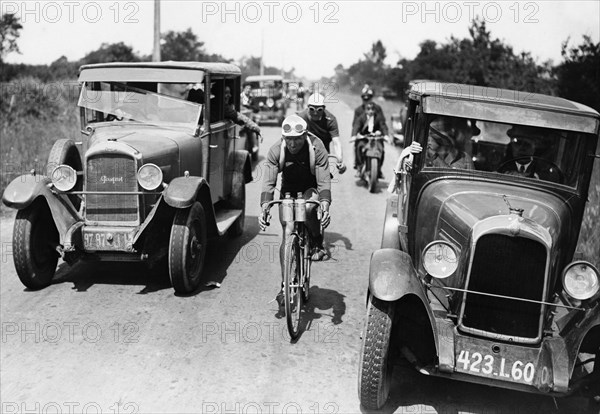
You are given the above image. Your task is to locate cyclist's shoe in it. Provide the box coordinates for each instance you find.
[311,246,327,261]
[378,171,385,179]
[276,289,285,307]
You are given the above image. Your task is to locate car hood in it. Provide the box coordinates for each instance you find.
[415,180,572,253]
[88,124,184,178]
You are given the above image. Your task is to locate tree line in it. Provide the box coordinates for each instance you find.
[335,19,599,112]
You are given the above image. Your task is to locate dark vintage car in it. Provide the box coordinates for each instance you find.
[2,62,253,294]
[359,81,600,409]
[244,74,286,125]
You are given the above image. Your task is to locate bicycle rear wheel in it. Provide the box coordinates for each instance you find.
[284,233,302,340]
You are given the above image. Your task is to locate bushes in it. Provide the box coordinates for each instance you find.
[1,77,80,193]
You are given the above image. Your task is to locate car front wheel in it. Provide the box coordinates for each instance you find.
[358,295,395,410]
[13,200,60,290]
[168,202,207,294]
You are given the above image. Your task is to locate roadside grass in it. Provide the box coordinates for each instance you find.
[338,91,599,268]
[1,78,80,197]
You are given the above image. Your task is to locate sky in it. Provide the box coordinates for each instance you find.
[2,0,599,79]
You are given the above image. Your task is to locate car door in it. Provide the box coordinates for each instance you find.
[208,80,228,202]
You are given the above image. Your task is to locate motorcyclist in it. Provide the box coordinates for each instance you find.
[352,87,386,132]
[352,102,389,178]
[259,114,332,303]
[297,93,346,173]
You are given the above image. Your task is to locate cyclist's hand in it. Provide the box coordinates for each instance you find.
[374,130,382,136]
[336,162,347,174]
[258,206,270,231]
[320,202,331,229]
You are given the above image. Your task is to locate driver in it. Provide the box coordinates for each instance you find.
[502,126,561,182]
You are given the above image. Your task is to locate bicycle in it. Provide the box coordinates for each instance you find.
[261,193,322,340]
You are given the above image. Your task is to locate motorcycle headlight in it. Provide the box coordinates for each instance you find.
[266,98,275,108]
[562,261,599,300]
[50,165,77,192]
[137,163,163,191]
[422,241,458,278]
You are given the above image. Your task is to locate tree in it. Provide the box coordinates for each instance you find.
[0,13,22,62]
[81,42,139,64]
[161,28,205,61]
[555,35,600,111]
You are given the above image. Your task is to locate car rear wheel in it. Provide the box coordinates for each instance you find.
[13,200,60,290]
[359,295,395,410]
[168,202,207,294]
[46,139,83,211]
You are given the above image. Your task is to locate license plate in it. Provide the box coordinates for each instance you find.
[83,228,134,251]
[455,349,536,384]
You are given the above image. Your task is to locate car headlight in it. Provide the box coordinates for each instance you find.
[422,241,458,278]
[266,98,275,108]
[50,165,77,192]
[562,261,599,300]
[137,163,163,191]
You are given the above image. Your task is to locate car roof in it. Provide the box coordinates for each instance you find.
[79,61,241,83]
[245,75,283,82]
[409,81,600,134]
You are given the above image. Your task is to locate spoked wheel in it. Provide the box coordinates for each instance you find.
[13,200,60,290]
[168,202,207,294]
[369,158,379,193]
[283,233,302,340]
[359,295,395,410]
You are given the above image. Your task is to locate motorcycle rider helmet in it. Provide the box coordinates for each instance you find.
[361,89,374,100]
[307,93,325,107]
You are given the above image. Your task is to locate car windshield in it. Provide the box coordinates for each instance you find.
[247,81,283,98]
[421,115,589,188]
[78,82,202,134]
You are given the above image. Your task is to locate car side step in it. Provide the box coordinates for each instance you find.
[215,209,242,236]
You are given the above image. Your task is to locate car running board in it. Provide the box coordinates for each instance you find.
[215,209,242,236]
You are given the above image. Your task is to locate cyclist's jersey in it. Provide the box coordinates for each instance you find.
[297,109,339,153]
[261,136,331,205]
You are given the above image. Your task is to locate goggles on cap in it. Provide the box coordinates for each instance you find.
[283,122,305,134]
[308,106,324,113]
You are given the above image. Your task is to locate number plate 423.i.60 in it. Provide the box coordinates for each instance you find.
[453,336,551,386]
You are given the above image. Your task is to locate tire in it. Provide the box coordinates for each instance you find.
[228,171,246,237]
[168,202,207,294]
[13,200,60,290]
[358,295,395,410]
[284,233,302,340]
[46,139,83,211]
[369,158,379,193]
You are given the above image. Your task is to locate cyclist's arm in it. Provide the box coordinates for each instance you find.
[327,114,343,163]
[314,140,332,204]
[260,142,281,205]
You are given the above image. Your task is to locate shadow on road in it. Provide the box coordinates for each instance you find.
[50,216,263,296]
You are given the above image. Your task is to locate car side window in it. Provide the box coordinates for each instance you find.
[210,80,225,123]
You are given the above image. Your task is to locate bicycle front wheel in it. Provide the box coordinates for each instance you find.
[284,233,302,340]
[302,231,312,303]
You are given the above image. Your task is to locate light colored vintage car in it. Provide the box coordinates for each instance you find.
[359,81,600,409]
[244,74,286,125]
[2,61,253,294]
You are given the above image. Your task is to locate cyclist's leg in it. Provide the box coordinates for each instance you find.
[303,188,325,260]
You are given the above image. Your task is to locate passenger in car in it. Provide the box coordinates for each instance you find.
[224,86,261,136]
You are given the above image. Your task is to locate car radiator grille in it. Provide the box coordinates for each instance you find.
[462,234,546,339]
[85,155,138,222]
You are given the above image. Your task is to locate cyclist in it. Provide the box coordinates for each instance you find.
[259,114,332,302]
[297,93,346,173]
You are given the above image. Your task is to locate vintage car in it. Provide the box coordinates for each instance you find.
[359,81,600,409]
[244,74,286,125]
[2,62,253,294]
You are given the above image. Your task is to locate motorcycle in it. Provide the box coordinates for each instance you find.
[352,132,387,193]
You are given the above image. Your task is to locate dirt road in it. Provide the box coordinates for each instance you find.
[0,99,593,413]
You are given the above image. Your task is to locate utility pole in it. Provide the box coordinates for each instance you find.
[259,29,264,75]
[152,0,161,61]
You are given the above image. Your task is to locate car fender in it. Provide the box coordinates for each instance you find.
[2,174,79,242]
[369,248,425,302]
[558,303,600,376]
[163,177,219,236]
